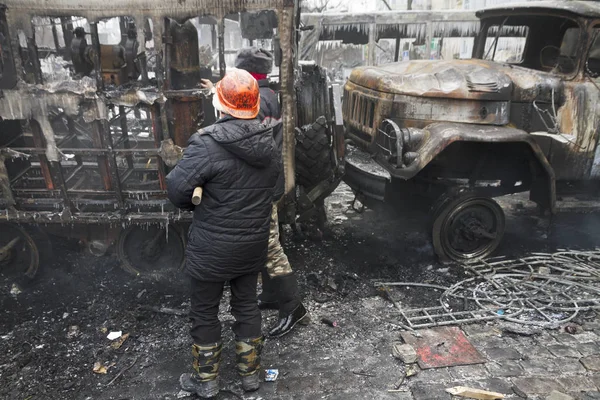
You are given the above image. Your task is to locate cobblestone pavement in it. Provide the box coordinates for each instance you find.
[1,184,600,400]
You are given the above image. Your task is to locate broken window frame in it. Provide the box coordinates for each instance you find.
[475,13,584,78]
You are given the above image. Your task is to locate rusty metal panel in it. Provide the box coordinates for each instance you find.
[401,327,485,369]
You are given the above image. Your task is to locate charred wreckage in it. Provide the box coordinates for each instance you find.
[0,0,343,279]
[1,0,599,280]
[342,1,600,262]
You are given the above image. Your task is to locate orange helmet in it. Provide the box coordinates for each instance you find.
[213,69,260,119]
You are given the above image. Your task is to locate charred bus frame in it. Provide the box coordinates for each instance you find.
[0,0,299,278]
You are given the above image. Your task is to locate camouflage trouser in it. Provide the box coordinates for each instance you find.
[192,342,222,381]
[266,204,293,278]
[235,336,264,376]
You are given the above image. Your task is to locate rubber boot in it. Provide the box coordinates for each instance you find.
[179,342,222,398]
[235,336,264,392]
[257,269,279,310]
[267,273,310,338]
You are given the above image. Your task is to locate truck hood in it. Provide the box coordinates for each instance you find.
[348,59,563,102]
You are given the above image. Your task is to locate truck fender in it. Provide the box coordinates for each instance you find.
[390,122,556,213]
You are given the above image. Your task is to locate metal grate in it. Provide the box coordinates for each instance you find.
[376,249,600,330]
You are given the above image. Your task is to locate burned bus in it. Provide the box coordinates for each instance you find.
[0,0,341,279]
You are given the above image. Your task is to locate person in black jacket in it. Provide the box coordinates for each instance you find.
[234,47,309,338]
[201,48,309,339]
[168,69,280,398]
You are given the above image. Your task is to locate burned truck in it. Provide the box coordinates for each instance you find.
[342,1,600,262]
[0,0,340,279]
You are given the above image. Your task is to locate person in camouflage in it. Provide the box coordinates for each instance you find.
[234,47,310,338]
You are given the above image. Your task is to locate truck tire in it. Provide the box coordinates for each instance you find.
[295,115,333,190]
[432,193,505,263]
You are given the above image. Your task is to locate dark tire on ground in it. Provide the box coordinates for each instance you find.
[295,116,333,191]
[0,224,52,280]
[432,193,505,263]
[117,224,186,280]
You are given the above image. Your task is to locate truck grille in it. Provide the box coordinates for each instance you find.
[344,88,376,131]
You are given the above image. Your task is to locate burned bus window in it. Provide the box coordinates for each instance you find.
[106,105,164,194]
[434,20,479,60]
[191,16,218,77]
[30,16,93,83]
[168,19,201,89]
[96,17,146,86]
[223,11,277,72]
[17,30,42,84]
[33,17,69,82]
[223,13,245,69]
[143,18,156,81]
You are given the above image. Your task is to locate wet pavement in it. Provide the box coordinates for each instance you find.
[1,184,600,400]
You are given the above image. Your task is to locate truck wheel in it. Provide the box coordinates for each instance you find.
[432,194,505,263]
[0,224,51,279]
[295,116,333,191]
[117,224,186,279]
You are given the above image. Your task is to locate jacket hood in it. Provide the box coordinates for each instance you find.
[207,116,274,168]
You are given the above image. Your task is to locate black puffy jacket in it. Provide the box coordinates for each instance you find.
[166,116,282,282]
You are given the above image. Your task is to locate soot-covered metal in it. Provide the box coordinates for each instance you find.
[0,0,299,276]
[341,1,600,263]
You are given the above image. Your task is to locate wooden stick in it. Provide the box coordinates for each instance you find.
[192,187,203,205]
[107,356,139,386]
[138,305,187,317]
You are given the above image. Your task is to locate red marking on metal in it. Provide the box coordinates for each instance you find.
[401,326,485,369]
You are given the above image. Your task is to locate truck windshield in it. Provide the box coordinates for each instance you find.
[479,15,580,75]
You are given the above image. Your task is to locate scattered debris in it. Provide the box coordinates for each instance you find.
[107,331,122,341]
[320,317,338,327]
[563,324,579,334]
[265,369,279,382]
[9,284,21,297]
[93,361,108,374]
[401,327,485,369]
[546,391,574,400]
[67,325,80,339]
[392,342,417,364]
[511,385,528,398]
[176,390,192,398]
[405,364,419,377]
[391,373,405,390]
[110,333,130,349]
[352,370,376,377]
[106,356,139,386]
[137,289,147,299]
[446,386,504,399]
[537,266,551,275]
[499,322,541,336]
[138,305,187,317]
[62,312,69,319]
[326,276,338,291]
